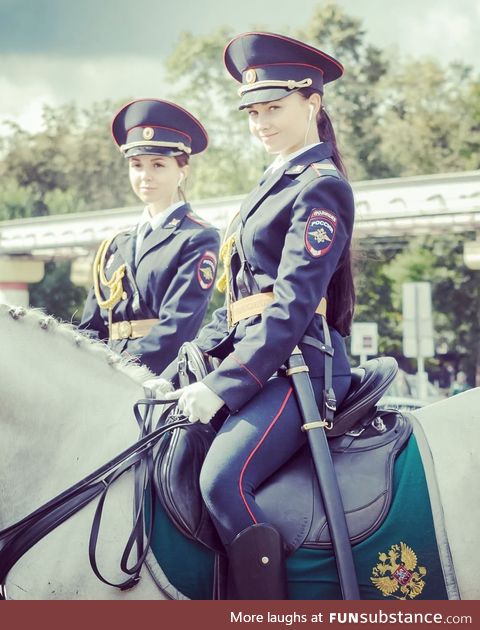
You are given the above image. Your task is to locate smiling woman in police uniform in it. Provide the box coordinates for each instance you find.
[79,99,220,375]
[154,32,356,598]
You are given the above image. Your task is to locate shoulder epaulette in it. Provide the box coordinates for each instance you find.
[310,161,341,178]
[285,160,340,179]
[186,212,213,228]
[285,163,309,176]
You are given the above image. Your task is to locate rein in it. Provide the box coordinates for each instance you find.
[0,398,192,600]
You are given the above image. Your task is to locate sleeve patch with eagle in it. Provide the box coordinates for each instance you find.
[304,208,337,258]
[197,251,217,290]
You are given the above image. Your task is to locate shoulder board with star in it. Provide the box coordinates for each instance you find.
[164,217,182,228]
[285,160,340,179]
[185,212,215,229]
[310,160,341,178]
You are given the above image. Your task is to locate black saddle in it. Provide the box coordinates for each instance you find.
[155,345,411,554]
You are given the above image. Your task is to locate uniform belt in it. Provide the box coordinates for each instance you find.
[229,292,327,325]
[110,318,159,340]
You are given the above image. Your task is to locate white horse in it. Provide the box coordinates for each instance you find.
[0,304,479,599]
[0,304,175,600]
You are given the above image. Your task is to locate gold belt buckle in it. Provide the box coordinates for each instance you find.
[118,320,132,339]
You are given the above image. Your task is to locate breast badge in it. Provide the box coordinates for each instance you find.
[304,208,337,258]
[197,251,217,290]
[370,542,427,600]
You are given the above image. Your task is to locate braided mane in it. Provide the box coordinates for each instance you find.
[0,304,153,384]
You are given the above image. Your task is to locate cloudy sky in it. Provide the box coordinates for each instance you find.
[1,0,479,132]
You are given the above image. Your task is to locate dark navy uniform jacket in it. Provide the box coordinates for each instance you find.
[190,142,354,412]
[80,202,220,375]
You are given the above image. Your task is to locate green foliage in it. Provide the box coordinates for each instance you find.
[29,261,87,322]
[385,235,480,381]
[164,28,266,197]
[352,244,403,363]
[0,100,137,214]
[376,61,480,175]
[297,1,391,180]
[0,178,38,220]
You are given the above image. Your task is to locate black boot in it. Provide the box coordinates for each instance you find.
[227,523,288,600]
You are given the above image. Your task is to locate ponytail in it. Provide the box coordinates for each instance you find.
[299,88,355,336]
[317,107,348,180]
[299,87,348,180]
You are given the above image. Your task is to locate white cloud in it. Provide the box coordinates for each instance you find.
[401,7,478,64]
[0,54,167,132]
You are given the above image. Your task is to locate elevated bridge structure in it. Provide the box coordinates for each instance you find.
[1,170,480,305]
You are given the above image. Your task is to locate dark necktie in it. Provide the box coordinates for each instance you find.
[135,222,153,264]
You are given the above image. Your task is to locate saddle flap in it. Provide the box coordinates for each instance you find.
[329,357,398,437]
[255,410,412,552]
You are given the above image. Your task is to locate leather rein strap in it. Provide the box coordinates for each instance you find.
[0,400,191,600]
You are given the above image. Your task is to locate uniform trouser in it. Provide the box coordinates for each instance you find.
[199,373,352,547]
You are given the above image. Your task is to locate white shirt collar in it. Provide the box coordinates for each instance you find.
[264,142,322,176]
[137,201,185,232]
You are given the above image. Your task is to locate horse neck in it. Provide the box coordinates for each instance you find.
[0,309,149,529]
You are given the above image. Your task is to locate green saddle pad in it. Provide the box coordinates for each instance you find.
[148,434,449,600]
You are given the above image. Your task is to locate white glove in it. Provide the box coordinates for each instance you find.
[143,377,174,398]
[164,382,225,424]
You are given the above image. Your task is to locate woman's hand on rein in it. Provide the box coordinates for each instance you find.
[164,382,225,424]
[142,377,174,398]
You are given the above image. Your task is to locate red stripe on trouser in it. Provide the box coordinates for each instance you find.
[238,387,294,523]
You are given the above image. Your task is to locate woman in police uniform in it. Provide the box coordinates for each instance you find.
[159,32,355,598]
[79,99,220,376]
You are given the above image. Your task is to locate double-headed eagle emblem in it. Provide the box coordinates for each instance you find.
[371,542,427,599]
[201,266,214,282]
[309,227,332,244]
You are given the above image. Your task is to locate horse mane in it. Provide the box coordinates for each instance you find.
[0,304,153,384]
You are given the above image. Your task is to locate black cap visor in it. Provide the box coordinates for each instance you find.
[239,86,318,110]
[123,145,186,159]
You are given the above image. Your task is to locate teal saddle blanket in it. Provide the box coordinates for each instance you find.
[147,435,450,600]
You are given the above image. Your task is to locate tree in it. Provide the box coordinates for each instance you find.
[0,101,137,215]
[29,261,87,322]
[352,244,403,364]
[164,28,266,198]
[376,61,480,175]
[297,1,391,180]
[385,234,480,385]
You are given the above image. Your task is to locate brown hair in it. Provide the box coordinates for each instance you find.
[175,153,189,168]
[175,152,189,202]
[299,88,355,336]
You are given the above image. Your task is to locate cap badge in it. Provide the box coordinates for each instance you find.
[245,68,257,84]
[142,127,154,140]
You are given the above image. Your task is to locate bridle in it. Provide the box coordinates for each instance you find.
[0,397,191,600]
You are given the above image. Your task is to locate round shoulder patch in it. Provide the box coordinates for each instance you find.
[197,251,217,290]
[304,208,337,258]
